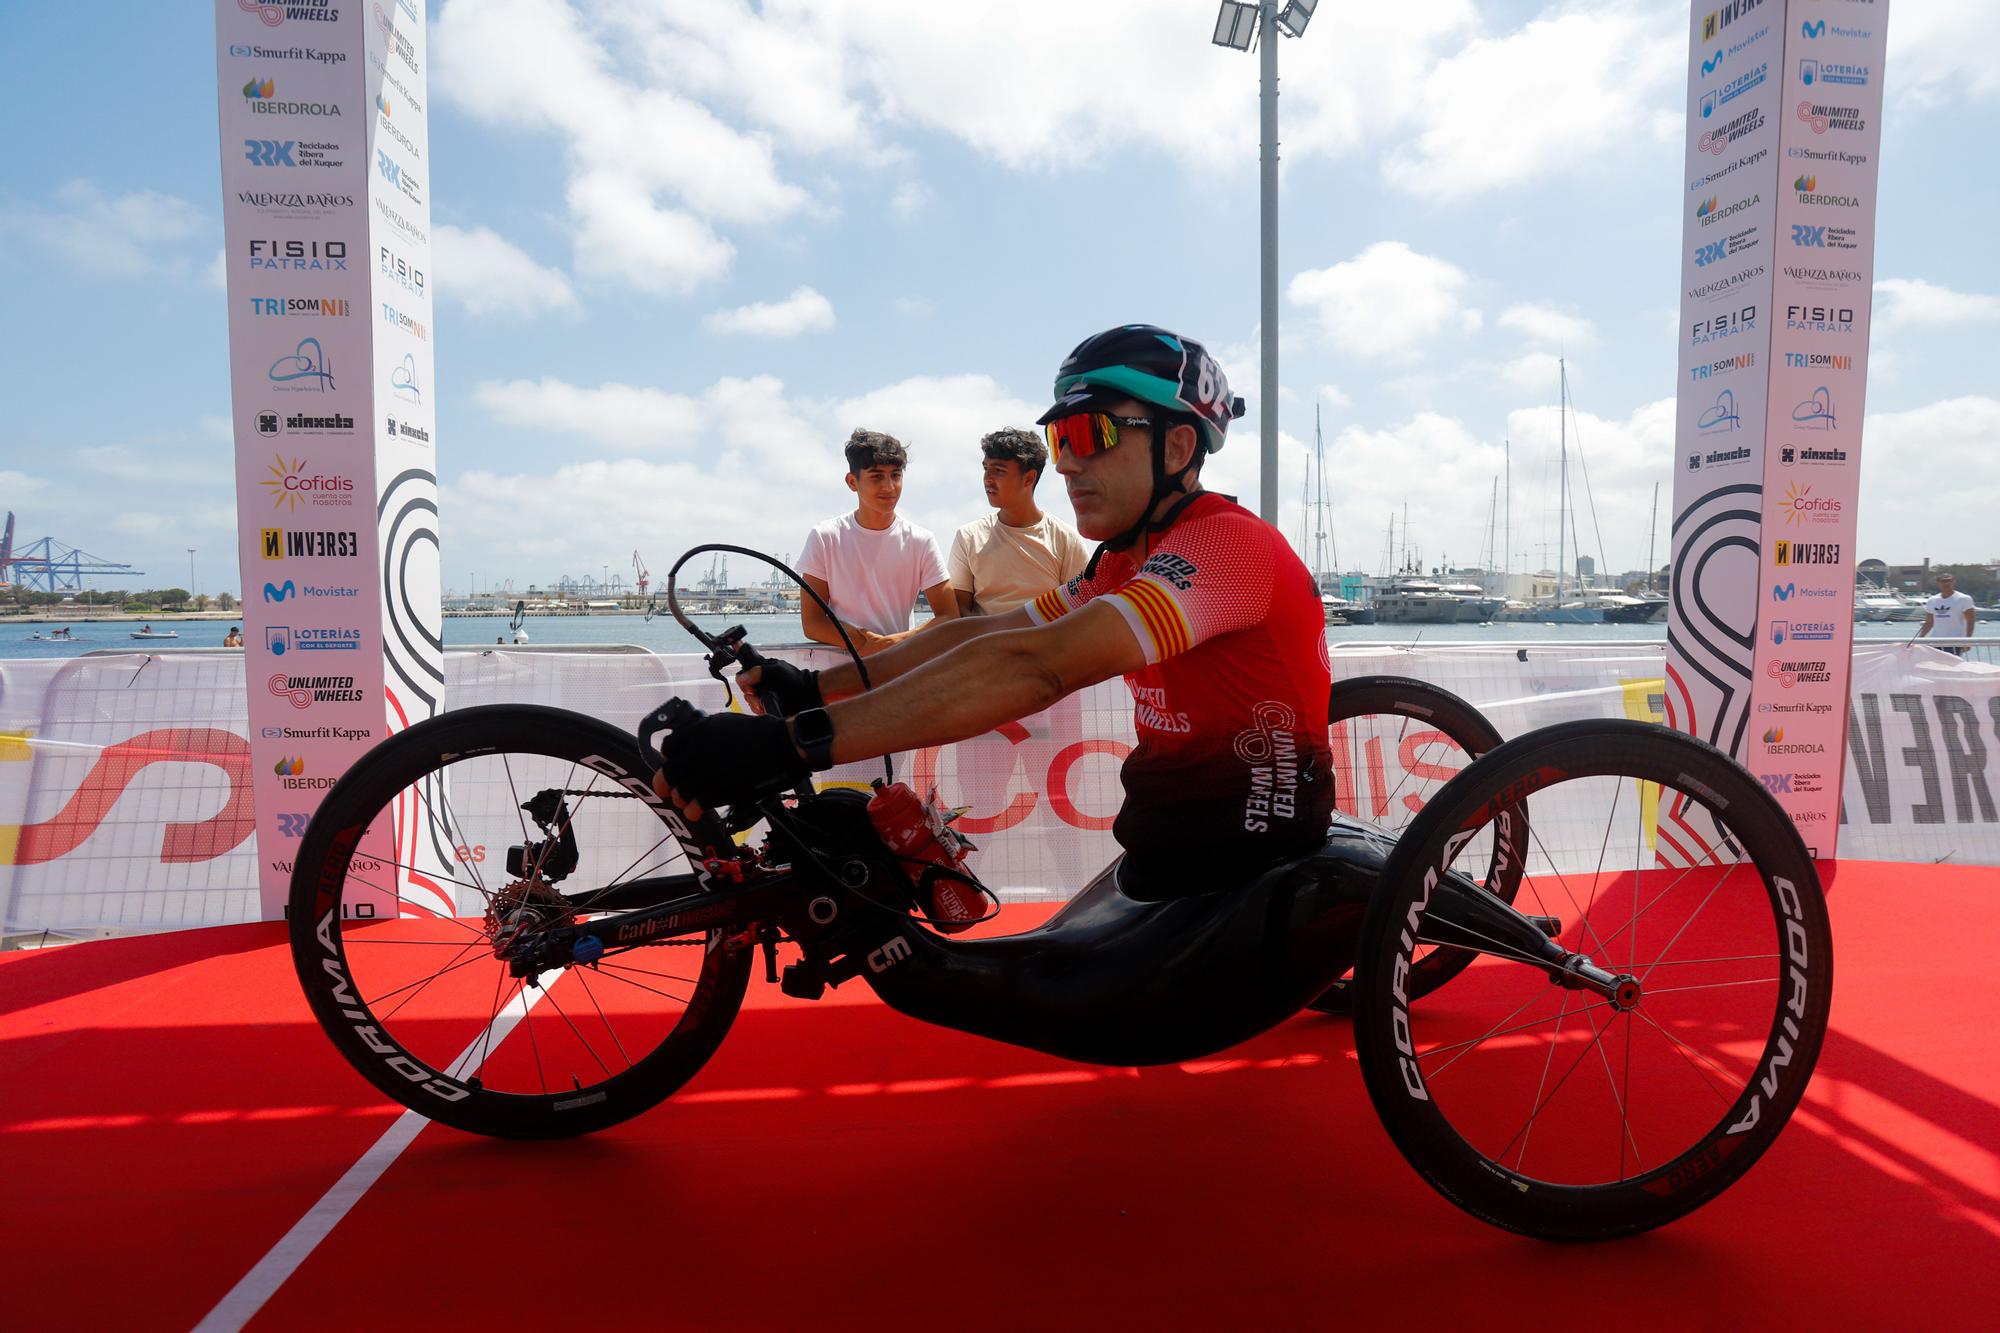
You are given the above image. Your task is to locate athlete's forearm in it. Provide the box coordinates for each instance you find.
[821,628,1065,762]
[816,611,1025,701]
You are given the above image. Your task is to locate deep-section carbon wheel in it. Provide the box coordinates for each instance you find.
[1311,675,1525,1014]
[1352,720,1832,1240]
[288,705,751,1139]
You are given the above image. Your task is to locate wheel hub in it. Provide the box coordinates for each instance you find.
[1610,974,1643,1011]
[486,876,575,962]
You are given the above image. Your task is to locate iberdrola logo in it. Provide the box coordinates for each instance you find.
[1763,727,1784,745]
[1695,195,1718,219]
[1794,174,1816,192]
[244,77,275,100]
[274,756,304,776]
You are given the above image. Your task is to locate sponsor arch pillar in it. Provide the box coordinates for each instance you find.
[1665,0,1890,855]
[216,0,442,916]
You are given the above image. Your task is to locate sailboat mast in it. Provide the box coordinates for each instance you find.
[1557,360,1569,602]
[1647,481,1660,593]
[1503,437,1511,587]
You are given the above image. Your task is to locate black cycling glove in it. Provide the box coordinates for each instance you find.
[748,659,822,716]
[660,712,810,810]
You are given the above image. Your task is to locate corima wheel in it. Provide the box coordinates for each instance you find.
[288,705,751,1139]
[1351,720,1831,1240]
[1311,676,1526,1015]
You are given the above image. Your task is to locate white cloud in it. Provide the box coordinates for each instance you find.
[456,369,1049,568]
[206,248,227,291]
[1317,385,1353,409]
[472,375,815,454]
[1381,5,1682,199]
[1494,351,1567,394]
[434,223,578,318]
[2,180,206,275]
[433,0,813,295]
[894,295,934,320]
[703,285,836,338]
[1498,302,1596,347]
[1872,278,2000,334]
[1289,242,1482,361]
[1856,397,2000,562]
[890,181,932,218]
[1889,0,2000,106]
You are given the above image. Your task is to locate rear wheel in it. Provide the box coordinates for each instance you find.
[1312,676,1523,1013]
[288,704,751,1139]
[1352,720,1831,1240]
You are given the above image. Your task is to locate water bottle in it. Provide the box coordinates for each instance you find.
[866,780,982,933]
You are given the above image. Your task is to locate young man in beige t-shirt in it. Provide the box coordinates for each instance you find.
[947,427,1089,615]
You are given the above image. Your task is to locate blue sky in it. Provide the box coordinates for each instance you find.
[2,0,1996,598]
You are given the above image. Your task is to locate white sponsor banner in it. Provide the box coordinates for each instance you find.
[1744,0,1890,839]
[6,641,1995,937]
[1667,0,1890,852]
[217,0,439,918]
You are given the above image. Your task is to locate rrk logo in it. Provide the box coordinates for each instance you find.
[244,139,296,166]
[1759,773,1793,795]
[1694,240,1727,267]
[1793,224,1827,247]
[276,812,312,838]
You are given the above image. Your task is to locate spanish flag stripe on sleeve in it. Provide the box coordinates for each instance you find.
[1028,586,1070,624]
[1113,579,1192,659]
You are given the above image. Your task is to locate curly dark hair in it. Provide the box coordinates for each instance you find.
[980,427,1048,483]
[844,428,908,474]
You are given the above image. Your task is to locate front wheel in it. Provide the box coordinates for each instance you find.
[1352,720,1831,1240]
[288,704,752,1139]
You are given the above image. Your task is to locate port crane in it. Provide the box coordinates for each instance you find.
[0,512,145,592]
[632,550,650,598]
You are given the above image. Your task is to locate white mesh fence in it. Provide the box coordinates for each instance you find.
[4,639,1996,939]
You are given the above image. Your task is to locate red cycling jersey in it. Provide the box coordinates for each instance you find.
[1025,492,1334,873]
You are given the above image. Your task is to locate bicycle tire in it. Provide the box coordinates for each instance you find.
[1351,719,1832,1240]
[289,704,752,1139]
[1311,675,1524,1014]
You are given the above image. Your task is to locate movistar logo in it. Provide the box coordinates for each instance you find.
[1702,50,1723,75]
[1801,19,1824,38]
[264,580,297,602]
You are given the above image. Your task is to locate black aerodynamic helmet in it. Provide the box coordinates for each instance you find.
[1036,324,1247,453]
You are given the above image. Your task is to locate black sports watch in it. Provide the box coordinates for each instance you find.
[791,707,836,771]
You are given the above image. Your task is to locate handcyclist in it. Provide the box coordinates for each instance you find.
[657,325,1335,888]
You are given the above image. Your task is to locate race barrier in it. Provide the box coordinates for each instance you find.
[2,639,1994,938]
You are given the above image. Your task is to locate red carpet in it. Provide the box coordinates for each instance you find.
[2,860,1996,1330]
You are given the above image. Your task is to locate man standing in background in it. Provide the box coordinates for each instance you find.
[947,428,1089,615]
[799,429,960,656]
[1919,571,1975,656]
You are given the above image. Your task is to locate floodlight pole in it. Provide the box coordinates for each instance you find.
[1258,0,1279,524]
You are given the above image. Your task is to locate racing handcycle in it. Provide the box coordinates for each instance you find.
[290,547,1831,1241]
